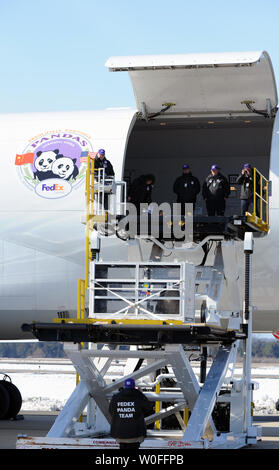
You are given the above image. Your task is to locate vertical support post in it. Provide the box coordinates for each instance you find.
[266,180,269,226]
[85,156,96,289]
[77,278,81,320]
[253,167,256,218]
[76,279,81,387]
[135,263,139,316]
[200,346,207,383]
[184,407,189,427]
[243,232,254,434]
[90,159,95,223]
[260,175,263,221]
[81,280,85,320]
[77,279,86,320]
[85,156,91,289]
[76,278,86,418]
[155,381,161,430]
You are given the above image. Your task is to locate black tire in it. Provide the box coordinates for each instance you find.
[0,380,22,419]
[0,383,10,419]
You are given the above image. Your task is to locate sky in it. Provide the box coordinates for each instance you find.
[0,1,275,341]
[1,0,279,113]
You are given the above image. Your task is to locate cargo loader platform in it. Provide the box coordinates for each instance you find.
[22,320,247,346]
[19,234,260,450]
[113,214,268,242]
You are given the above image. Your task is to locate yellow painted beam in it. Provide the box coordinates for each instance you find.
[155,382,161,430]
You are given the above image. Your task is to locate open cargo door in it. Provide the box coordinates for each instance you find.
[106,51,278,116]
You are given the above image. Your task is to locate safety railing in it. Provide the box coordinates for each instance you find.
[155,381,161,430]
[76,278,86,417]
[253,167,269,224]
[85,156,107,288]
[247,167,269,232]
[89,261,195,323]
[85,155,94,289]
[84,157,128,286]
[77,278,86,321]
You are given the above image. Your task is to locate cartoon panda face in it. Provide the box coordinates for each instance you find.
[52,156,76,180]
[34,149,59,172]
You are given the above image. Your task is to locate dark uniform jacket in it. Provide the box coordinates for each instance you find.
[128,175,154,208]
[235,171,254,200]
[202,173,230,200]
[94,156,115,177]
[173,172,200,203]
[109,388,153,440]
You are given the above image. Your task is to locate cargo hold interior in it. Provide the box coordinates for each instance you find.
[124,115,274,217]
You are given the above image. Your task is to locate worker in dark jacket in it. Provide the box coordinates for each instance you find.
[202,165,230,216]
[109,378,154,449]
[236,163,263,217]
[235,163,254,216]
[173,164,200,214]
[128,174,155,213]
[94,149,115,177]
[94,149,114,210]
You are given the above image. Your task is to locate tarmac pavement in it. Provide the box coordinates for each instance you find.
[0,412,279,450]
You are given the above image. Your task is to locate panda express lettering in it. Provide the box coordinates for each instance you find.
[42,183,64,191]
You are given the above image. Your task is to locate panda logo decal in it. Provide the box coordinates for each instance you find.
[33,149,60,181]
[15,130,95,199]
[52,155,79,181]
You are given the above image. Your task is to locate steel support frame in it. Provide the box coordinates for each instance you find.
[44,339,255,448]
[20,232,260,450]
[182,344,234,443]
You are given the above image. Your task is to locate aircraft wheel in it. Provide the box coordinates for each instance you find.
[0,380,22,419]
[0,383,10,419]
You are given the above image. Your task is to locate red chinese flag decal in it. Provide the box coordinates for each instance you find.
[15,153,34,165]
[88,151,97,159]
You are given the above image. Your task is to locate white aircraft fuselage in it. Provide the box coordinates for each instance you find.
[1,51,279,339]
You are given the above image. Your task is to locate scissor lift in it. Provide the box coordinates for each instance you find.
[18,158,266,449]
[19,233,260,450]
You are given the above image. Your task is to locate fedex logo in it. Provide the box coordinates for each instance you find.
[35,178,72,199]
[42,183,64,191]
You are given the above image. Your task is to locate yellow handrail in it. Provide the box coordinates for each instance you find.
[77,278,86,320]
[266,181,269,226]
[85,156,95,289]
[76,277,86,420]
[251,167,269,229]
[85,157,90,289]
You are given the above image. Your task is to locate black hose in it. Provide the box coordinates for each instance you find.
[148,103,174,120]
[200,347,207,384]
[245,102,269,118]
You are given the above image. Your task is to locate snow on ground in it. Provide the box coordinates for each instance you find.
[11,372,77,412]
[0,361,279,415]
[253,378,279,415]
